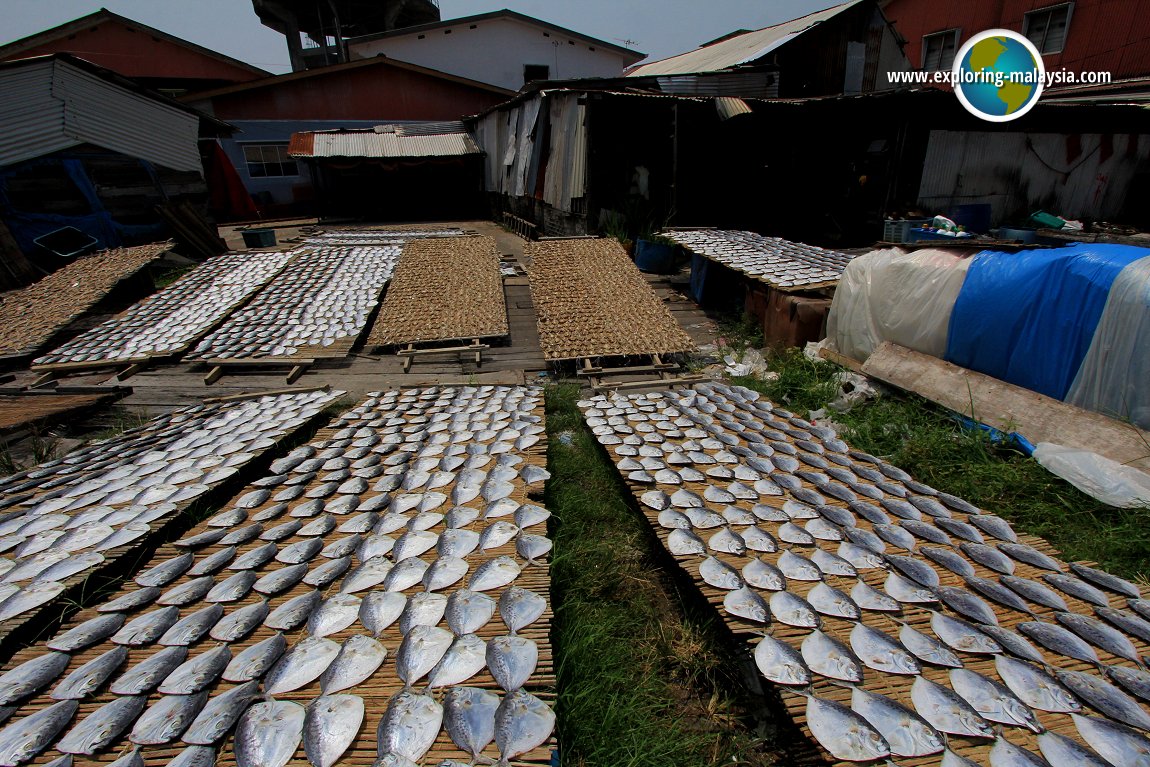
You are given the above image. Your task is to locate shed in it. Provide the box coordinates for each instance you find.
[289,122,486,219]
[0,54,227,268]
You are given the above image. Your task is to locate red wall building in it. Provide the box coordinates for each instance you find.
[881,0,1150,82]
[186,56,512,121]
[0,10,267,94]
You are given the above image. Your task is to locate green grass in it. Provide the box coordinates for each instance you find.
[545,382,772,767]
[734,348,1150,581]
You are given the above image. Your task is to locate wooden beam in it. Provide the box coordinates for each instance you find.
[286,364,308,384]
[204,366,223,385]
[817,346,865,373]
[201,384,331,405]
[116,363,144,381]
[861,342,1150,472]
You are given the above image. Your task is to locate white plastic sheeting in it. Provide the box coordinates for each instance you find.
[1034,443,1150,508]
[825,247,973,363]
[1066,255,1150,429]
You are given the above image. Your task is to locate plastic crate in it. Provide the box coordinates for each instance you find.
[882,218,931,243]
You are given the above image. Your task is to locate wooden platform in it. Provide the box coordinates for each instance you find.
[0,392,338,651]
[582,384,1150,767]
[0,386,556,767]
[0,389,128,436]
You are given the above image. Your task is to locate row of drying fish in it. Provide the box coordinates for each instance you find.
[189,246,401,360]
[0,390,338,628]
[580,383,1150,767]
[0,385,555,767]
[661,229,854,289]
[33,251,296,366]
[301,229,467,246]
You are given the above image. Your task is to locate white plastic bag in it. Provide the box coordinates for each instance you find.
[1033,442,1150,508]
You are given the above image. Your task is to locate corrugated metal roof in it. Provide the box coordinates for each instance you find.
[627,1,862,77]
[289,122,482,159]
[0,58,202,171]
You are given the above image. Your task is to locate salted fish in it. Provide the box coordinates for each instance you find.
[754,635,810,686]
[223,633,287,682]
[1072,713,1150,767]
[234,700,304,767]
[427,634,487,688]
[487,635,538,692]
[130,691,208,745]
[494,690,555,763]
[264,637,340,694]
[803,694,890,762]
[110,646,187,695]
[265,590,321,631]
[444,687,499,760]
[307,594,362,637]
[910,677,994,738]
[304,695,364,767]
[158,645,231,695]
[376,691,442,763]
[360,592,407,636]
[447,590,496,636]
[0,699,77,766]
[56,695,145,754]
[321,635,386,694]
[0,652,70,705]
[849,623,920,675]
[851,687,943,758]
[396,625,453,688]
[994,655,1079,713]
[209,600,269,642]
[52,646,128,700]
[949,668,1042,732]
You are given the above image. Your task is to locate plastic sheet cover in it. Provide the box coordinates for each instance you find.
[1065,255,1150,429]
[945,243,1148,401]
[825,247,972,363]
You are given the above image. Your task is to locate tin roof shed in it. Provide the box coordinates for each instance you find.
[289,122,482,159]
[0,54,213,172]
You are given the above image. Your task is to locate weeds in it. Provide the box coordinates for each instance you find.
[737,347,1150,580]
[546,382,771,767]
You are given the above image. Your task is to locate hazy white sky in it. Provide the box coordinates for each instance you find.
[2,0,843,74]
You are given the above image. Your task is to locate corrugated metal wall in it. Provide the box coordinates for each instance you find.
[473,91,588,213]
[0,60,201,173]
[0,61,73,168]
[918,129,1150,224]
[54,62,201,172]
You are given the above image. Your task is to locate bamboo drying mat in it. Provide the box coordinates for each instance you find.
[31,251,297,371]
[526,239,696,361]
[583,386,1150,767]
[2,386,555,767]
[0,243,170,358]
[0,391,339,646]
[368,237,508,347]
[189,247,397,364]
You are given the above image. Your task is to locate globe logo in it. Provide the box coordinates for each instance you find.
[952,29,1045,122]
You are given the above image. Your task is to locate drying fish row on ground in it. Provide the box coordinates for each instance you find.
[663,229,855,291]
[0,385,556,767]
[31,251,296,369]
[367,236,508,348]
[526,239,696,361]
[0,244,171,359]
[190,245,402,361]
[0,389,340,640]
[579,382,1150,767]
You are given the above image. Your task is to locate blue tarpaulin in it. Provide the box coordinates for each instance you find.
[945,243,1148,400]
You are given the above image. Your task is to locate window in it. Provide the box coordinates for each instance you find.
[1025,3,1073,53]
[523,64,550,84]
[922,29,959,71]
[243,144,297,178]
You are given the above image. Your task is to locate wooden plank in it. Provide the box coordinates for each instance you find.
[817,346,865,373]
[861,342,1150,471]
